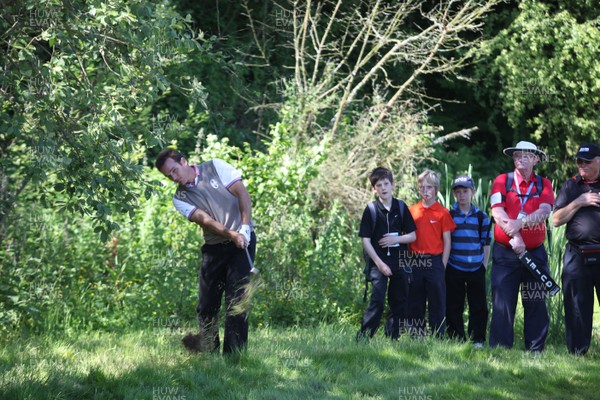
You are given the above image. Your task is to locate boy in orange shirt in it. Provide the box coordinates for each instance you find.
[407,169,456,337]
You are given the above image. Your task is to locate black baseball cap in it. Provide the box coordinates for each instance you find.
[575,143,600,161]
[451,175,475,190]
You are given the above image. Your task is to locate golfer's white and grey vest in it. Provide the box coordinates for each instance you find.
[175,160,244,245]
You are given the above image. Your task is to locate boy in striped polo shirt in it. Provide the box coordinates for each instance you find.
[446,175,491,347]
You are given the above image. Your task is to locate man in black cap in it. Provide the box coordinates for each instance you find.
[553,143,600,355]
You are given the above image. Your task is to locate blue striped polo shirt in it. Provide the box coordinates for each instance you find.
[448,203,491,272]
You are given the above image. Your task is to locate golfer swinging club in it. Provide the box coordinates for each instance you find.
[155,148,256,355]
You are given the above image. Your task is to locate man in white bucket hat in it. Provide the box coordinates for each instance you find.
[501,140,548,161]
[488,141,554,351]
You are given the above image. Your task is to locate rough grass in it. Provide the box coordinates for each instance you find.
[2,323,600,400]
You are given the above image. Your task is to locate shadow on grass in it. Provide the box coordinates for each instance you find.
[3,328,600,399]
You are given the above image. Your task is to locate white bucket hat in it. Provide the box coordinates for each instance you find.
[503,141,547,161]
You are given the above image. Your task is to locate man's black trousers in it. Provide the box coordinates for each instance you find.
[562,243,600,355]
[445,265,488,343]
[197,233,256,354]
[489,243,549,351]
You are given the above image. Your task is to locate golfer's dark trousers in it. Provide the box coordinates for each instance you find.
[445,265,488,343]
[406,254,446,337]
[197,232,256,354]
[359,264,409,339]
[562,243,600,355]
[489,243,549,351]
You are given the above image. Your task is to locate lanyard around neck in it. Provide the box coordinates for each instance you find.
[514,173,535,210]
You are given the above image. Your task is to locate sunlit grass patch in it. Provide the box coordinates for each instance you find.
[2,324,600,399]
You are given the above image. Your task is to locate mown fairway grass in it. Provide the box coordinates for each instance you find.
[2,323,600,400]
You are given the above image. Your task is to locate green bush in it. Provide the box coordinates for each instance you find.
[0,124,366,336]
[0,142,569,344]
[194,125,364,327]
[0,172,202,336]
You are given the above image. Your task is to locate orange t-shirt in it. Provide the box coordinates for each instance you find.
[409,200,456,255]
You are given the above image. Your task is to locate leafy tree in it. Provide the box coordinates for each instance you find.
[239,0,504,212]
[474,0,600,177]
[0,0,208,241]
[171,0,284,148]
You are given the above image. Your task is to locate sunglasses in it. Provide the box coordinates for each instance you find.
[576,158,593,165]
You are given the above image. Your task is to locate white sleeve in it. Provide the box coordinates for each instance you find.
[490,192,503,207]
[213,158,242,188]
[172,196,197,220]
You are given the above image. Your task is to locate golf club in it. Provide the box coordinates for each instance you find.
[245,247,259,274]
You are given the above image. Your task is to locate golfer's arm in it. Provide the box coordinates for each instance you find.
[229,180,252,225]
[189,209,238,241]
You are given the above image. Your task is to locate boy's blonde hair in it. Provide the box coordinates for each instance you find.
[417,169,441,190]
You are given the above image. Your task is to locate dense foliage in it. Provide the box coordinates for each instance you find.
[0,0,209,241]
[474,0,600,177]
[0,123,366,334]
[0,0,595,337]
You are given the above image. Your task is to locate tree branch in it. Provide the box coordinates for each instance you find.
[433,126,479,144]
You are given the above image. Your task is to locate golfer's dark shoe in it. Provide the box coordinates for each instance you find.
[182,331,220,353]
[182,332,203,352]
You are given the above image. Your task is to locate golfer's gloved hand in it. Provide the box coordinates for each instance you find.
[239,224,251,244]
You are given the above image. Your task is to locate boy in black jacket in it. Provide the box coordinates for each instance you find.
[357,167,417,340]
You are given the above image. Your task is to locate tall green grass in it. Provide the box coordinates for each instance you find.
[0,161,364,337]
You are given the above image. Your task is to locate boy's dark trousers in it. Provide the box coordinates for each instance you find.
[406,254,446,337]
[562,243,600,355]
[445,265,488,343]
[197,233,256,354]
[358,265,409,339]
[489,243,549,351]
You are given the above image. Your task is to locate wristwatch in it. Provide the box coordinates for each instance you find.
[519,215,527,228]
